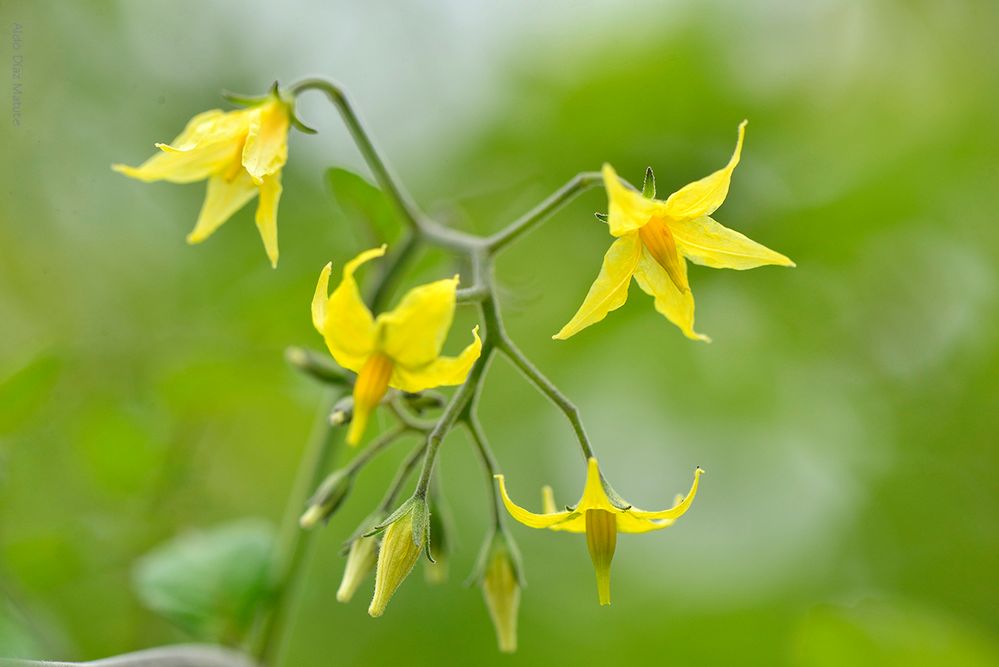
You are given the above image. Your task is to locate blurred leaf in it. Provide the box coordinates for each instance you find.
[0,598,45,657]
[132,519,275,645]
[0,354,62,436]
[793,599,999,667]
[325,168,402,245]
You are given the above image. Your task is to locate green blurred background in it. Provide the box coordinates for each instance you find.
[1,1,997,665]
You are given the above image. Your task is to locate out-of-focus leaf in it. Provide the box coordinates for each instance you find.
[325,167,402,244]
[0,354,62,436]
[793,599,999,667]
[132,519,275,644]
[0,597,45,657]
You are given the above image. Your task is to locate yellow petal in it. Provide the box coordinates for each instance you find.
[576,457,617,512]
[663,120,746,221]
[633,246,709,342]
[316,246,385,372]
[628,467,703,521]
[389,326,482,393]
[254,172,282,268]
[553,233,642,340]
[311,262,334,333]
[241,98,290,184]
[638,217,689,293]
[670,215,795,270]
[112,109,247,184]
[186,169,258,244]
[378,276,459,368]
[494,474,574,529]
[615,512,675,534]
[602,164,659,237]
[542,485,586,533]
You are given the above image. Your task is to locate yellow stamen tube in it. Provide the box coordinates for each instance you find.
[584,509,617,606]
[348,352,394,445]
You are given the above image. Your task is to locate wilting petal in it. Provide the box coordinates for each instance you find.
[242,98,290,184]
[316,246,384,372]
[390,327,482,392]
[670,215,795,270]
[627,467,703,521]
[254,172,282,268]
[112,109,247,184]
[633,246,709,342]
[378,276,459,368]
[602,164,658,237]
[187,169,257,244]
[495,474,576,529]
[553,233,642,340]
[663,121,746,221]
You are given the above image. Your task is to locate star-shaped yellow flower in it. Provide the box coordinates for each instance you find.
[113,91,291,267]
[495,457,702,605]
[554,121,794,341]
[312,246,482,445]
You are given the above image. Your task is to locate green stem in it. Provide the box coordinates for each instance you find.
[290,79,427,231]
[379,442,429,511]
[486,171,602,252]
[460,363,503,528]
[250,391,342,664]
[370,232,419,312]
[498,338,594,460]
[342,424,410,476]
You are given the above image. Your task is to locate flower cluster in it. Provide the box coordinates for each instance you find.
[115,81,794,654]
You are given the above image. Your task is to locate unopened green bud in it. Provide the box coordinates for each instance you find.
[284,346,351,385]
[337,534,379,603]
[368,497,428,617]
[329,396,354,426]
[471,530,524,653]
[477,532,524,653]
[299,470,352,529]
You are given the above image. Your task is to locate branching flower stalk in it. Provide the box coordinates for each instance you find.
[113,75,792,663]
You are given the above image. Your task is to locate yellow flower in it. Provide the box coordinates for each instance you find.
[312,245,482,445]
[112,91,291,268]
[554,121,794,341]
[495,457,702,605]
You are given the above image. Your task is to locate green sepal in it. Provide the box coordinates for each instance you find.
[594,212,609,223]
[642,166,656,198]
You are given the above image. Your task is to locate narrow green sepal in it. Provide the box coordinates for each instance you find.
[642,166,656,199]
[594,212,609,223]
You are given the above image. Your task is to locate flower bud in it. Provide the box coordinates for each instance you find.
[299,470,353,529]
[284,346,351,385]
[328,396,354,426]
[337,534,379,603]
[474,531,524,653]
[368,497,428,617]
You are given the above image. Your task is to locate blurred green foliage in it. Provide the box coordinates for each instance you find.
[1,1,997,665]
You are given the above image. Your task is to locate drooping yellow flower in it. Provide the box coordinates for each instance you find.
[554,121,794,341]
[112,90,291,267]
[495,458,702,605]
[312,245,482,445]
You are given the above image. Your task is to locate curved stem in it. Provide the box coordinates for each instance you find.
[379,441,429,511]
[486,171,602,252]
[290,79,427,232]
[370,232,419,312]
[342,424,410,476]
[250,391,341,664]
[497,337,594,460]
